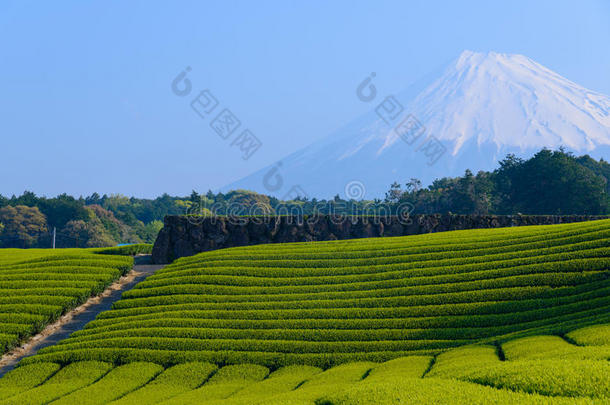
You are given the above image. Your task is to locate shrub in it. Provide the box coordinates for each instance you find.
[501,335,610,361]
[457,359,610,398]
[160,364,269,405]
[0,361,112,405]
[50,362,163,405]
[566,324,610,346]
[110,362,217,405]
[93,244,153,256]
[0,363,60,401]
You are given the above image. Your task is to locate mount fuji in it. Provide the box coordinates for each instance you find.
[225,51,610,199]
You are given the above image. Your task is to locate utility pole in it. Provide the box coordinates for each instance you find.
[52,227,56,249]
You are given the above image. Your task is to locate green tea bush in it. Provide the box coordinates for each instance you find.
[219,365,322,404]
[109,362,217,405]
[262,362,374,403]
[50,362,163,405]
[426,345,501,379]
[93,244,153,256]
[566,324,610,346]
[316,376,590,405]
[502,335,610,361]
[0,361,112,405]
[364,356,432,380]
[458,359,610,398]
[159,364,269,405]
[0,363,60,401]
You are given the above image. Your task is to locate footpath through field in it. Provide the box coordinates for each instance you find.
[0,257,163,377]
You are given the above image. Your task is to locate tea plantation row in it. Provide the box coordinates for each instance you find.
[1,324,608,404]
[0,248,133,354]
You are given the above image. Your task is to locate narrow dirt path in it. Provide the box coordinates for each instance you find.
[0,259,164,377]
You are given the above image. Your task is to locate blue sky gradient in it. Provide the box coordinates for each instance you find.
[1,0,609,197]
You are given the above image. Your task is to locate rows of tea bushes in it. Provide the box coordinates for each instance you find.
[1,324,608,404]
[19,219,610,368]
[92,244,152,256]
[0,249,133,354]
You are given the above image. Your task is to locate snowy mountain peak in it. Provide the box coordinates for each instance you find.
[456,50,532,67]
[225,51,610,198]
[405,50,610,154]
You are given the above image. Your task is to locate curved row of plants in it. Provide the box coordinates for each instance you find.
[18,219,610,367]
[0,249,133,354]
[1,323,608,404]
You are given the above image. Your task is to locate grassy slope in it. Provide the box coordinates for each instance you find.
[0,249,133,354]
[21,219,610,368]
[1,323,608,404]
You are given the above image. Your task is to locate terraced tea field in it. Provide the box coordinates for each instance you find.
[1,219,609,403]
[0,249,133,354]
[22,219,610,367]
[0,323,608,404]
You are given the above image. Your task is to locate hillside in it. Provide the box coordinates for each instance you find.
[21,219,610,367]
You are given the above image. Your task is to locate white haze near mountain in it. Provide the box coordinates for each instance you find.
[224,50,610,200]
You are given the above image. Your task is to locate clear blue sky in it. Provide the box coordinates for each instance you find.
[1,0,609,198]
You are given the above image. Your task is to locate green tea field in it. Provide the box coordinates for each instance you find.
[0,324,608,404]
[1,219,609,403]
[0,249,133,355]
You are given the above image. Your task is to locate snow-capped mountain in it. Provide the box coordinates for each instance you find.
[225,50,610,199]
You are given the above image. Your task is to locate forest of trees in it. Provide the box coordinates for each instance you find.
[385,149,610,215]
[0,149,608,248]
[0,194,170,248]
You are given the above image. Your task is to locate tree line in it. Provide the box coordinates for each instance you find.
[0,148,607,248]
[385,149,609,215]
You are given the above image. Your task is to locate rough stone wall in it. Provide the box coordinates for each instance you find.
[152,214,607,263]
